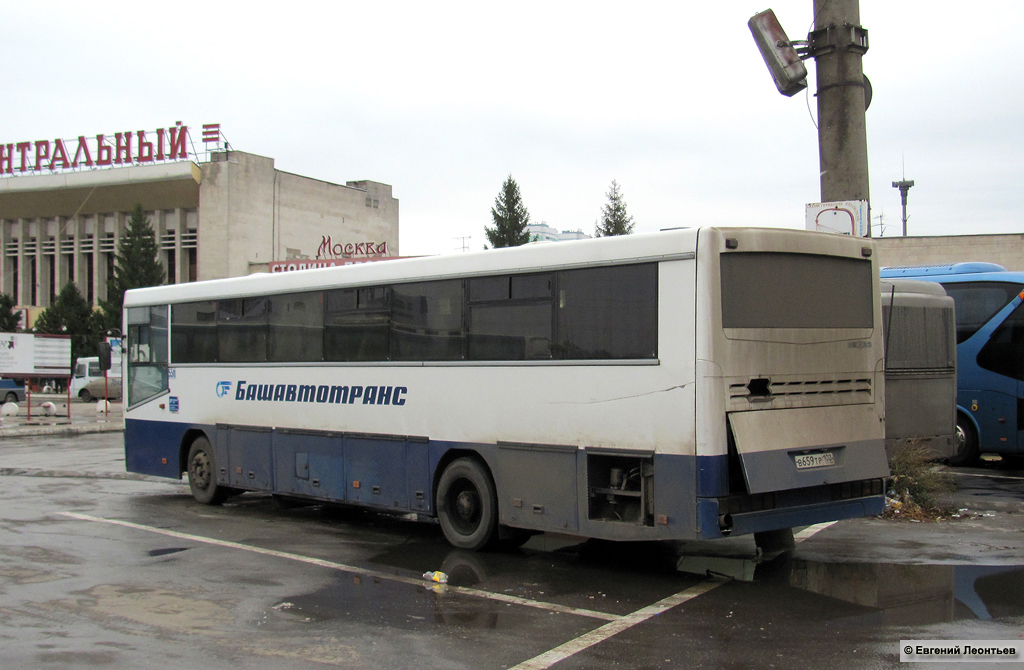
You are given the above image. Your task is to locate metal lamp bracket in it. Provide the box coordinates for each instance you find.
[805,23,869,58]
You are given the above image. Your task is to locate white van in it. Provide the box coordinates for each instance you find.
[71,353,122,401]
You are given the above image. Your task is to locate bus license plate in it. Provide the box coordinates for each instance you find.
[794,452,835,469]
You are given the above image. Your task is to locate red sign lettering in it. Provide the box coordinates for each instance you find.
[0,122,215,176]
[315,236,389,260]
[72,136,93,167]
[49,139,70,170]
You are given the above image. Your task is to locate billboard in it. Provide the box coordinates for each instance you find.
[0,334,72,377]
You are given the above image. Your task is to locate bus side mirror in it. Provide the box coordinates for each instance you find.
[98,342,112,372]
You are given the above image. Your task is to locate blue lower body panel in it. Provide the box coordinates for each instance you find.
[125,418,201,479]
[125,418,886,542]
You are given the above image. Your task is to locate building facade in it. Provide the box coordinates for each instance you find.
[526,222,590,243]
[0,141,398,325]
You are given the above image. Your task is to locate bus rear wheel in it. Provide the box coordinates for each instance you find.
[187,436,230,505]
[950,414,979,467]
[437,457,498,551]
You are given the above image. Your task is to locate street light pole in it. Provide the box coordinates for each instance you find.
[813,0,871,233]
[892,179,914,236]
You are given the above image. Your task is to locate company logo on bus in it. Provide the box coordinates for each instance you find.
[228,381,407,406]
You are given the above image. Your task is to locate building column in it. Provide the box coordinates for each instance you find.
[53,217,67,300]
[15,220,28,306]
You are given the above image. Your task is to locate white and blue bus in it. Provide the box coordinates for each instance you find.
[123,227,889,550]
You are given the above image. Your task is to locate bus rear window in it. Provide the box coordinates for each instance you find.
[721,252,873,329]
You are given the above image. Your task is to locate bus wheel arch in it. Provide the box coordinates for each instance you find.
[179,429,211,477]
[950,410,980,467]
[435,455,499,551]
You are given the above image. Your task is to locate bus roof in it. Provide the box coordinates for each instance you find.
[124,226,873,306]
[880,262,1007,278]
[879,278,950,297]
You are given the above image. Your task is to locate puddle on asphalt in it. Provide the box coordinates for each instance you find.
[147,547,190,557]
[755,556,1024,624]
[262,573,513,631]
[258,530,1024,633]
[259,538,692,632]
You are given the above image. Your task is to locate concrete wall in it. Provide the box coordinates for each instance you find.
[874,234,1024,271]
[198,151,399,280]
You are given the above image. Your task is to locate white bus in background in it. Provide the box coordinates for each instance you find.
[121,227,889,550]
[70,339,122,401]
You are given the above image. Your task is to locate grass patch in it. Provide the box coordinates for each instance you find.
[884,440,957,521]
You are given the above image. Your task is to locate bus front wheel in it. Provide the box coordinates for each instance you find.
[950,415,979,467]
[437,458,498,551]
[187,437,230,505]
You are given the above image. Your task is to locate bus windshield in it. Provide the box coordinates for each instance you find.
[939,281,1023,343]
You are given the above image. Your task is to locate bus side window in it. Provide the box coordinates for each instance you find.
[977,302,1024,381]
[556,264,658,359]
[127,305,169,405]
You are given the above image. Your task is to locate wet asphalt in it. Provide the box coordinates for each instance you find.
[0,411,1023,669]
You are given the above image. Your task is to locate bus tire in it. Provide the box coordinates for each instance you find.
[187,437,230,505]
[436,457,498,551]
[79,388,93,403]
[950,414,979,467]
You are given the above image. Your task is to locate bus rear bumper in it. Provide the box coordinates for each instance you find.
[696,494,885,539]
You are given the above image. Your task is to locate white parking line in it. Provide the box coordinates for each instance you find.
[58,512,618,621]
[793,521,838,542]
[510,522,840,670]
[509,581,722,670]
[61,511,839,670]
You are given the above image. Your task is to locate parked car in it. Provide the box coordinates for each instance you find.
[0,379,26,404]
[79,376,122,402]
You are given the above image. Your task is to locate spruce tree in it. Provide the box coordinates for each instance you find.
[33,282,99,362]
[594,180,635,237]
[485,175,531,248]
[99,203,165,327]
[0,294,22,332]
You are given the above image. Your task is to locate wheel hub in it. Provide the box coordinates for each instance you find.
[192,454,210,488]
[455,489,479,521]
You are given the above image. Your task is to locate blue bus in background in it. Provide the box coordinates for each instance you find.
[881,262,1024,466]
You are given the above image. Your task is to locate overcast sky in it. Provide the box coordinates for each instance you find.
[3,2,1023,256]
